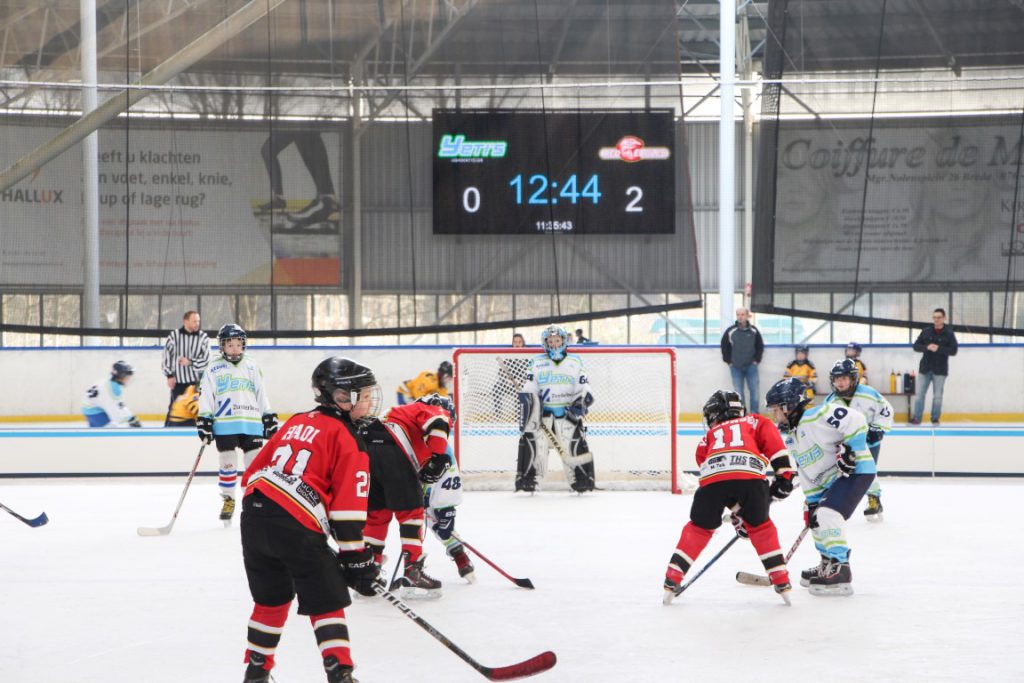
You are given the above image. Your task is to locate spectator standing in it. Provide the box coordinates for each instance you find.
[161,310,210,427]
[720,308,765,413]
[910,308,958,426]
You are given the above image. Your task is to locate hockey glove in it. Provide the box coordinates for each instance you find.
[867,427,885,446]
[430,506,457,541]
[197,416,214,445]
[338,547,379,597]
[803,502,819,528]
[567,396,589,422]
[128,417,143,429]
[419,453,449,484]
[730,512,750,539]
[262,413,279,439]
[836,443,857,476]
[769,471,796,501]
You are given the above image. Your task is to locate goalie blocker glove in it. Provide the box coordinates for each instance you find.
[262,412,279,438]
[338,547,380,597]
[836,443,857,476]
[419,453,449,484]
[197,416,214,444]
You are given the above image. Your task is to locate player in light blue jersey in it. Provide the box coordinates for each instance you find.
[825,359,894,521]
[515,324,595,493]
[198,324,277,524]
[765,377,875,596]
[82,361,142,428]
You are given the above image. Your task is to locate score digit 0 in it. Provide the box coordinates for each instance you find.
[463,186,481,213]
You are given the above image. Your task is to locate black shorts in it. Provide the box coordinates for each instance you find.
[240,491,350,615]
[689,478,772,530]
[361,421,422,512]
[215,433,264,453]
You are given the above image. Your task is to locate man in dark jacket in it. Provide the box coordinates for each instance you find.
[720,307,765,413]
[910,308,958,426]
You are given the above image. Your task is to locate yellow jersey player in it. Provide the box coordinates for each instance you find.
[784,345,817,401]
[845,342,868,384]
[396,361,453,405]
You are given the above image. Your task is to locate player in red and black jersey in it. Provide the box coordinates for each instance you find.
[239,357,383,683]
[662,389,797,605]
[359,395,457,597]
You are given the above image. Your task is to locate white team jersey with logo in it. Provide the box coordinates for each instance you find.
[520,353,592,418]
[198,356,271,437]
[82,378,136,426]
[423,442,463,509]
[825,385,894,434]
[782,400,874,503]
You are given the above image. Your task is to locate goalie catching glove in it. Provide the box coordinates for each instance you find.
[338,547,379,597]
[419,453,449,484]
[197,416,214,444]
[836,443,857,476]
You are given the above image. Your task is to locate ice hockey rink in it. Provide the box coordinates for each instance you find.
[3,476,1021,683]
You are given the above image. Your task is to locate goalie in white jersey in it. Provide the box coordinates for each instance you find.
[825,359,893,521]
[765,377,876,596]
[515,325,595,493]
[197,324,278,525]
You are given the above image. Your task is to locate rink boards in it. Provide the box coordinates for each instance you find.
[1,425,1021,478]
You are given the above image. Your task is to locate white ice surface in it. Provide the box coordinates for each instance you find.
[1,478,1022,683]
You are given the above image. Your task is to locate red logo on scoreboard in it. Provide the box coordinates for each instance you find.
[598,136,670,162]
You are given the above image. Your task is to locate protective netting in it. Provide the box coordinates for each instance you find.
[752,0,1024,336]
[0,0,702,340]
[453,347,694,493]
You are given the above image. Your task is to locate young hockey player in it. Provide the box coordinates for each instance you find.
[359,393,466,597]
[783,345,817,401]
[765,377,876,596]
[82,361,142,428]
[845,342,868,385]
[197,324,278,525]
[395,361,453,404]
[825,359,893,521]
[239,356,381,683]
[662,390,796,605]
[515,324,595,493]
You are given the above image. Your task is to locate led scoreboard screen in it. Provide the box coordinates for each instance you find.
[432,110,675,235]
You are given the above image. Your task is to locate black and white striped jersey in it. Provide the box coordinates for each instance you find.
[161,327,210,384]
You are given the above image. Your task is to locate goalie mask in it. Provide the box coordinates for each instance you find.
[218,323,247,363]
[702,389,745,430]
[541,324,570,362]
[312,356,382,424]
[765,377,812,432]
[829,358,860,398]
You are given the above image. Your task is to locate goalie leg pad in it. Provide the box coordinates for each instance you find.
[516,432,545,491]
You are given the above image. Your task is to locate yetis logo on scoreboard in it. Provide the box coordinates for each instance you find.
[598,135,671,163]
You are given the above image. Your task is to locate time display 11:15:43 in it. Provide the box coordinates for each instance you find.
[509,173,602,205]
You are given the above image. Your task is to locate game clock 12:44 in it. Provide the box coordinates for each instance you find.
[432,110,676,235]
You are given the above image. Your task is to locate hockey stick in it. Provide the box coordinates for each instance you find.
[664,532,741,604]
[373,582,556,680]
[0,502,49,527]
[451,533,535,589]
[137,444,206,537]
[735,525,810,586]
[387,551,409,591]
[537,420,598,490]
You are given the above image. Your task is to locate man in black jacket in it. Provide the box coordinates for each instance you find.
[910,308,958,426]
[720,307,765,413]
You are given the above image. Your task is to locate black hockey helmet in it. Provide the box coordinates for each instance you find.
[417,392,457,425]
[795,344,810,356]
[312,356,381,421]
[438,360,453,381]
[829,358,860,397]
[702,389,745,429]
[111,360,134,382]
[218,323,247,363]
[845,341,862,357]
[765,377,812,431]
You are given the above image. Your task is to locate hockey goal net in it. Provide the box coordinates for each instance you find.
[453,347,691,494]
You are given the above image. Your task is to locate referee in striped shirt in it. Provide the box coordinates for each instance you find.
[162,310,210,427]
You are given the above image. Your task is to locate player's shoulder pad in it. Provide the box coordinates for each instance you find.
[854,384,884,401]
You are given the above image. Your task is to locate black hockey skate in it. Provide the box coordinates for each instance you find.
[243,652,271,683]
[220,495,236,526]
[864,494,884,522]
[800,554,829,588]
[662,576,684,605]
[392,557,443,599]
[324,655,358,683]
[448,545,477,583]
[808,557,853,596]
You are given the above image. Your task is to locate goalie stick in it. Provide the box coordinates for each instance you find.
[451,532,535,589]
[373,581,556,680]
[537,419,598,491]
[137,444,206,537]
[735,525,810,586]
[0,502,49,527]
